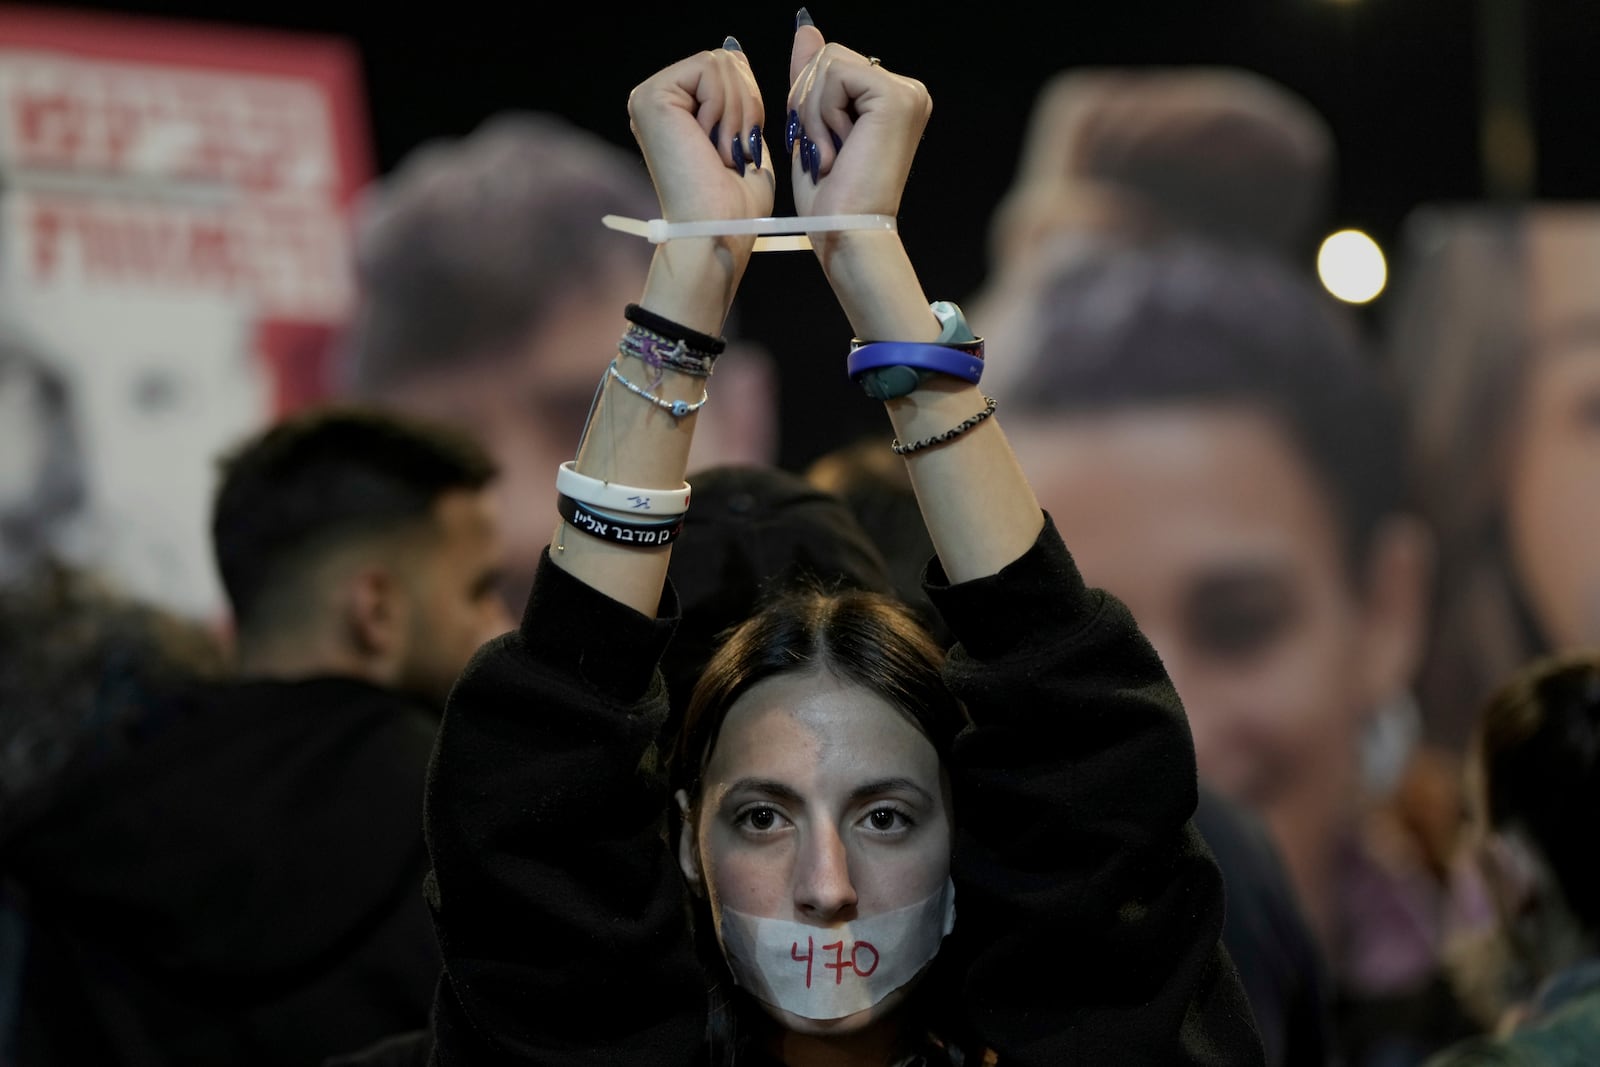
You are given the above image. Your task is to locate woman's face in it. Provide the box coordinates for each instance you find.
[1005,406,1424,930]
[1506,215,1600,652]
[681,669,952,1038]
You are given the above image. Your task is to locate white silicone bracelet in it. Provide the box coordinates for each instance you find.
[601,213,896,252]
[556,461,692,517]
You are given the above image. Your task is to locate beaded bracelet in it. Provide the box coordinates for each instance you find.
[556,461,692,517]
[606,360,708,418]
[891,395,998,457]
[619,324,717,388]
[557,492,685,547]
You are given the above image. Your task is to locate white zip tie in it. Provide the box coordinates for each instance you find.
[601,213,896,252]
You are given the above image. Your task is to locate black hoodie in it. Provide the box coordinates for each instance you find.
[3,676,442,1067]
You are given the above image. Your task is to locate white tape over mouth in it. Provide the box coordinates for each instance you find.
[715,879,956,1021]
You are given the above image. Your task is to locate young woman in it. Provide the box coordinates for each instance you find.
[418,17,1263,1066]
[1385,205,1600,755]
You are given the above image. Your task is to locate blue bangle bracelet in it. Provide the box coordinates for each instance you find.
[847,342,985,398]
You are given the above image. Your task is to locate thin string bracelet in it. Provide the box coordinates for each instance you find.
[618,326,715,391]
[891,395,998,457]
[606,359,708,418]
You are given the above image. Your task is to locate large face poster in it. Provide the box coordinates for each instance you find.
[1385,204,1600,750]
[0,3,371,620]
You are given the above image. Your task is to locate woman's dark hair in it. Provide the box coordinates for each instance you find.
[1384,206,1557,751]
[665,584,973,1064]
[671,586,965,798]
[999,234,1406,578]
[1474,651,1600,935]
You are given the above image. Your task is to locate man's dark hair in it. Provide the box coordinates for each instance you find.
[340,111,657,394]
[211,406,496,637]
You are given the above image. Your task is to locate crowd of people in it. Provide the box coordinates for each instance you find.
[3,9,1598,1067]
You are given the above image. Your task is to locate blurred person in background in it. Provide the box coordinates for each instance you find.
[211,406,512,715]
[985,233,1476,1066]
[338,112,780,611]
[1384,205,1600,756]
[965,65,1487,1064]
[802,440,946,643]
[967,63,1335,404]
[1422,651,1600,1066]
[0,406,510,1066]
[0,561,226,1066]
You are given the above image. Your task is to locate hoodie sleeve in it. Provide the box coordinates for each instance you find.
[926,513,1265,1066]
[423,548,706,1066]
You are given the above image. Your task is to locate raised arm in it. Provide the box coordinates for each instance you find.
[551,40,775,615]
[421,42,778,1067]
[784,19,1266,1065]
[786,23,1042,583]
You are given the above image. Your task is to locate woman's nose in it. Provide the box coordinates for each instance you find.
[793,824,858,920]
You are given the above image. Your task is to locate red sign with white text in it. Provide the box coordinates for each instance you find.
[0,4,372,619]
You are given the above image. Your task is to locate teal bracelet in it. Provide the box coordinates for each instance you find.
[852,300,983,400]
[848,343,984,397]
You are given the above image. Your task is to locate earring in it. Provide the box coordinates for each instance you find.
[1361,689,1423,798]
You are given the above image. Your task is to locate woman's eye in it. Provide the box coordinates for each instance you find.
[1190,604,1288,659]
[863,808,912,833]
[735,806,784,832]
[1184,579,1298,662]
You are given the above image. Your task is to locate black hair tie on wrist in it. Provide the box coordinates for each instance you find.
[624,303,727,356]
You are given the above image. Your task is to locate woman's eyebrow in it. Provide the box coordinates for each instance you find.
[849,777,936,805]
[723,778,804,804]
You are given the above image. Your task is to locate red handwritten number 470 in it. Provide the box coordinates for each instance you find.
[790,938,880,988]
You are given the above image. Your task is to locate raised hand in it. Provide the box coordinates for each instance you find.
[628,37,776,239]
[785,18,932,222]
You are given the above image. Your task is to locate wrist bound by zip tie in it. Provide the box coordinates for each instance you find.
[602,213,896,252]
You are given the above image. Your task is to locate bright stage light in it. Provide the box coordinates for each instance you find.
[1317,229,1387,304]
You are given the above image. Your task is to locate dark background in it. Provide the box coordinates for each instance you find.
[33,0,1600,468]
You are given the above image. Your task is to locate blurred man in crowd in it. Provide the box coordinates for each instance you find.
[3,407,510,1066]
[338,111,778,611]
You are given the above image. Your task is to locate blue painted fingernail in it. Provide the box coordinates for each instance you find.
[830,130,842,152]
[731,134,746,173]
[749,127,763,169]
[795,7,814,29]
[786,111,799,155]
[723,35,743,52]
[710,121,721,147]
